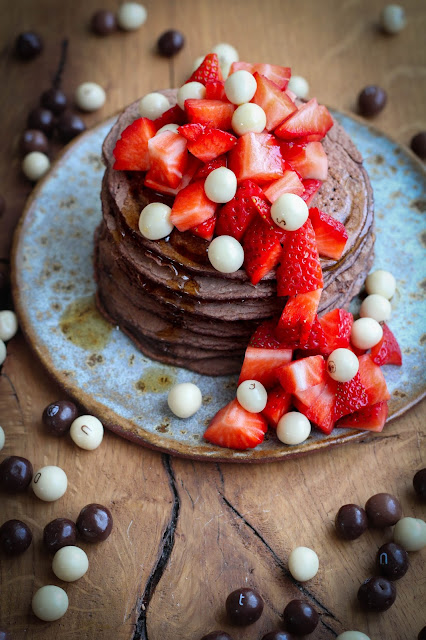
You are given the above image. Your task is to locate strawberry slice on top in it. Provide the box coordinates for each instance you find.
[113,117,157,171]
[170,180,218,232]
[309,207,348,260]
[204,398,268,450]
[185,99,235,130]
[243,215,284,285]
[319,308,353,355]
[370,323,402,366]
[276,219,323,296]
[263,170,304,203]
[228,132,284,183]
[238,346,293,390]
[301,179,322,205]
[262,385,292,428]
[215,179,265,241]
[147,130,188,188]
[251,72,297,131]
[186,128,237,163]
[277,354,326,395]
[284,142,328,181]
[337,401,389,433]
[188,53,223,85]
[249,318,288,349]
[275,98,333,141]
[229,61,291,90]
[275,288,322,347]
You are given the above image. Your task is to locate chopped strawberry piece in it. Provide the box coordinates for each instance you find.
[358,354,390,405]
[309,207,348,260]
[215,180,265,241]
[238,346,293,390]
[243,216,284,285]
[337,401,389,433]
[230,62,291,90]
[113,117,157,171]
[319,309,353,355]
[147,130,188,188]
[370,323,402,366]
[263,170,304,203]
[262,386,292,428]
[251,73,297,131]
[275,289,322,347]
[170,180,218,231]
[251,195,273,224]
[153,104,186,130]
[334,372,369,421]
[294,378,337,434]
[187,128,237,162]
[178,123,207,141]
[188,53,223,85]
[279,142,307,163]
[275,98,333,140]
[205,81,227,101]
[204,398,267,450]
[301,179,322,206]
[189,214,217,241]
[228,132,284,184]
[276,219,323,296]
[193,155,227,179]
[298,315,327,354]
[185,99,234,130]
[284,142,328,181]
[229,61,255,74]
[278,354,326,394]
[144,154,200,196]
[249,318,287,349]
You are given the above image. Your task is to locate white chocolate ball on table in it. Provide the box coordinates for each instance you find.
[117,2,147,30]
[393,517,426,552]
[0,426,5,451]
[70,415,104,451]
[327,348,359,382]
[177,82,206,110]
[138,92,170,119]
[204,167,237,203]
[288,546,319,581]
[32,465,68,502]
[22,151,50,181]
[0,310,18,341]
[336,633,371,640]
[208,236,244,273]
[225,70,257,105]
[52,546,89,582]
[365,269,396,299]
[360,294,391,323]
[351,317,383,350]
[0,340,6,366]
[287,75,309,99]
[232,103,266,135]
[32,585,69,621]
[271,193,309,231]
[236,380,268,413]
[168,382,202,419]
[75,82,106,111]
[139,202,174,240]
[380,5,406,34]
[276,412,311,445]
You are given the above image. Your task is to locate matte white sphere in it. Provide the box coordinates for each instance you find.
[139,202,174,240]
[208,235,244,273]
[327,348,359,382]
[232,103,266,136]
[288,546,319,582]
[351,317,383,350]
[365,269,396,299]
[225,70,257,105]
[155,123,180,135]
[360,294,391,323]
[191,55,205,73]
[287,75,310,99]
[32,585,69,621]
[336,633,371,640]
[276,412,311,445]
[75,82,106,112]
[0,310,18,341]
[167,382,202,419]
[177,81,206,110]
[393,517,426,552]
[204,167,237,203]
[0,426,4,451]
[138,92,170,119]
[32,465,68,502]
[0,339,6,365]
[380,4,406,34]
[212,43,239,78]
[22,151,50,181]
[52,546,89,582]
[270,193,309,231]
[236,380,268,413]
[117,2,147,30]
[70,415,104,451]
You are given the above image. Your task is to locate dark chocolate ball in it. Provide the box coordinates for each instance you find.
[43,517,77,553]
[335,504,368,540]
[15,31,43,60]
[27,108,55,137]
[225,587,264,626]
[358,85,387,117]
[357,576,396,611]
[41,88,67,115]
[0,629,11,640]
[57,112,86,143]
[376,542,408,581]
[77,503,113,542]
[42,400,78,436]
[0,519,32,555]
[200,633,234,640]
[418,626,426,640]
[0,456,33,492]
[91,10,117,35]
[413,468,426,500]
[157,29,185,57]
[21,129,49,154]
[261,632,294,640]
[0,195,5,216]
[283,599,319,636]
[410,132,426,161]
[365,492,402,527]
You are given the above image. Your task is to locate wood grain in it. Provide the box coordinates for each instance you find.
[0,1,425,639]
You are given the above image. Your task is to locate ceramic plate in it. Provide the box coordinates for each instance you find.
[12,111,426,462]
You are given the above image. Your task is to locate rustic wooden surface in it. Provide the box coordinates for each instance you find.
[0,1,425,639]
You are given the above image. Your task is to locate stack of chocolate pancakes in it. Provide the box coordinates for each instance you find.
[94,90,374,376]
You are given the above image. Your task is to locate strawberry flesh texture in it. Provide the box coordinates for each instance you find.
[333,371,369,421]
[298,315,327,354]
[188,53,223,85]
[153,104,186,130]
[147,131,188,188]
[358,354,390,405]
[337,401,388,433]
[277,354,326,394]
[189,214,217,241]
[249,318,288,349]
[205,81,227,101]
[238,346,293,390]
[275,289,322,347]
[309,207,348,260]
[276,219,323,296]
[230,62,291,90]
[318,308,353,355]
[215,180,265,241]
[170,180,218,231]
[284,142,328,181]
[187,128,237,162]
[228,132,284,184]
[275,98,333,141]
[243,215,284,285]
[113,117,157,171]
[185,99,234,130]
[264,170,304,203]
[193,155,227,180]
[178,123,206,141]
[301,179,322,205]
[370,323,402,366]
[144,154,200,196]
[251,72,297,131]
[262,385,292,428]
[293,378,337,434]
[204,398,267,450]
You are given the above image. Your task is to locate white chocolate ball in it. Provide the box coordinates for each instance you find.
[236,380,267,413]
[232,103,266,136]
[177,81,206,110]
[0,339,6,365]
[32,585,69,621]
[138,92,170,119]
[351,317,383,350]
[208,235,244,273]
[0,310,18,341]
[288,546,319,582]
[327,348,359,382]
[204,167,237,203]
[276,412,311,445]
[212,43,239,77]
[155,123,180,135]
[225,70,257,105]
[167,382,202,419]
[75,82,106,112]
[270,193,309,231]
[336,633,371,640]
[117,2,147,30]
[365,269,396,299]
[32,465,68,502]
[393,517,426,552]
[70,415,104,451]
[380,4,406,34]
[139,202,174,240]
[22,151,50,181]
[0,426,5,451]
[287,75,310,99]
[360,294,391,323]
[52,546,89,582]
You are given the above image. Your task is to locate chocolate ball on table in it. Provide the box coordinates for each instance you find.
[0,456,33,492]
[200,633,234,640]
[27,107,55,137]
[57,112,86,143]
[225,587,264,625]
[411,133,426,161]
[365,493,402,527]
[283,599,319,636]
[413,468,426,500]
[358,86,387,117]
[91,10,117,35]
[376,542,408,580]
[0,195,5,216]
[262,632,294,640]
[41,88,67,115]
[77,503,113,542]
[157,29,185,57]
[335,504,368,540]
[21,129,49,154]
[419,626,426,640]
[42,399,78,436]
[15,32,43,60]
[357,576,396,611]
[0,519,32,555]
[0,629,11,640]
[43,517,77,553]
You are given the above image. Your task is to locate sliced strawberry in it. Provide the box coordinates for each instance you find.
[188,53,223,85]
[337,401,389,433]
[144,154,200,196]
[294,378,337,434]
[275,98,333,140]
[193,155,227,179]
[204,398,267,450]
[276,219,323,296]
[309,207,348,260]
[147,130,188,188]
[113,117,157,171]
[153,104,186,130]
[243,216,284,285]
[334,372,369,421]
[284,142,328,181]
[251,195,273,225]
[249,318,287,349]
[228,132,284,184]
[370,323,402,366]
[215,180,265,241]
[275,289,322,347]
[262,385,292,428]
[185,99,234,130]
[279,142,307,163]
[230,62,291,89]
[277,354,326,394]
[251,72,297,131]
[189,214,217,241]
[301,179,322,205]
[178,123,206,141]
[229,61,254,74]
[263,170,304,203]
[187,128,237,162]
[358,354,390,405]
[238,346,293,390]
[170,180,218,231]
[319,309,353,355]
[205,81,227,101]
[298,315,327,354]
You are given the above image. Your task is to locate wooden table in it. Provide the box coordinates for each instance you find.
[1,1,425,639]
